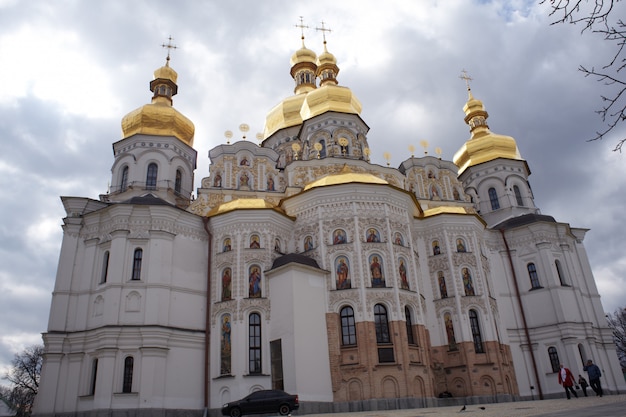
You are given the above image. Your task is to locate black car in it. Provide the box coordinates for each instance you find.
[221,389,299,417]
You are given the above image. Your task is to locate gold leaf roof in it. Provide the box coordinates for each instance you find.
[206,198,286,217]
[304,169,388,191]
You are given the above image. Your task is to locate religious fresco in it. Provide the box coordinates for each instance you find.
[366,228,381,242]
[335,256,351,290]
[220,314,231,375]
[222,268,232,301]
[369,254,385,287]
[398,258,409,290]
[462,267,475,296]
[333,229,347,245]
[249,265,262,298]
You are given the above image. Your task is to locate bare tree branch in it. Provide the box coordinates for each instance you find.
[2,345,43,417]
[542,0,626,152]
[606,307,626,369]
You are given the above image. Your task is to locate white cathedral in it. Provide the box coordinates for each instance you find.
[34,34,625,417]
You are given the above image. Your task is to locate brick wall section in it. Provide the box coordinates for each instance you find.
[326,313,519,401]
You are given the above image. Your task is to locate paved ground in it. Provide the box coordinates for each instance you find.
[303,394,626,417]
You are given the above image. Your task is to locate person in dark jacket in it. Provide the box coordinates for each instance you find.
[558,364,578,399]
[583,359,603,397]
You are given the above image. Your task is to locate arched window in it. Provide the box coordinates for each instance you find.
[340,306,357,346]
[528,263,541,289]
[100,251,110,284]
[555,260,567,286]
[131,249,143,281]
[488,187,500,210]
[513,185,524,206]
[122,356,133,393]
[374,304,391,344]
[405,307,416,345]
[469,310,484,353]
[548,346,560,373]
[146,163,158,190]
[90,358,98,395]
[175,169,182,194]
[120,166,129,192]
[249,313,262,374]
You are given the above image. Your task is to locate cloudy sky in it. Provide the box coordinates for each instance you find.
[1,0,625,376]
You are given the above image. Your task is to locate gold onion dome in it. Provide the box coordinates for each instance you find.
[290,39,317,66]
[121,58,195,147]
[453,89,522,175]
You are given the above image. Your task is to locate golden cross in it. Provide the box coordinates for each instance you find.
[459,69,473,91]
[316,21,332,43]
[161,36,178,62]
[295,16,309,40]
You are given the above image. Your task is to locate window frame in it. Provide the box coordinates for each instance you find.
[340,306,357,346]
[469,309,484,353]
[528,262,541,289]
[548,346,560,373]
[131,248,143,281]
[146,163,158,190]
[120,166,129,192]
[122,356,134,393]
[488,187,500,210]
[405,306,416,346]
[174,169,182,194]
[100,251,110,284]
[374,304,391,344]
[249,312,262,374]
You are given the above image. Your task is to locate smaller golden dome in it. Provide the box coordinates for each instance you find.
[154,63,178,84]
[300,84,362,121]
[317,48,336,66]
[290,44,317,66]
[453,90,522,175]
[121,102,195,146]
[120,60,195,146]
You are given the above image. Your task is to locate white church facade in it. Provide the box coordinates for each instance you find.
[33,36,625,417]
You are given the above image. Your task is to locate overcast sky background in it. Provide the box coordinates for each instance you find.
[1,0,625,377]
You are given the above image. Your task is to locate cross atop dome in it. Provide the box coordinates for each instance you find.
[161,36,178,65]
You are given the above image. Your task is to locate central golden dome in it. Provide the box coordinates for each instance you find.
[263,40,361,140]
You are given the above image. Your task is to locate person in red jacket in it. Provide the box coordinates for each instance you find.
[558,364,579,399]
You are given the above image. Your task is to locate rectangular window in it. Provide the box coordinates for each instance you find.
[90,358,98,396]
[131,249,143,280]
[122,356,133,393]
[249,313,262,374]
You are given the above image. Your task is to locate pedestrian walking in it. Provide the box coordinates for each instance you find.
[558,364,578,399]
[578,375,589,396]
[583,359,603,397]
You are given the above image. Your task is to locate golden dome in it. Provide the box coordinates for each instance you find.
[263,93,307,139]
[304,167,388,191]
[300,84,362,120]
[453,90,522,175]
[290,43,317,66]
[121,60,195,147]
[206,198,287,217]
